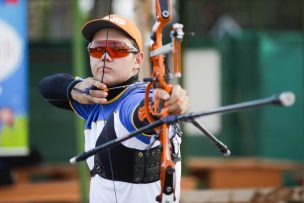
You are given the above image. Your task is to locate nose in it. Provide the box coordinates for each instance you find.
[101,50,112,61]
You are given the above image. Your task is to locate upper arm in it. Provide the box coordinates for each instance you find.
[119,91,154,144]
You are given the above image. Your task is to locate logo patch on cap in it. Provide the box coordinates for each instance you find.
[104,16,126,26]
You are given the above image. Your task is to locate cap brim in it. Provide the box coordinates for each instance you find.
[82,19,131,42]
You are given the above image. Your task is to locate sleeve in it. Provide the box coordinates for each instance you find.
[119,91,155,144]
[132,99,156,135]
[38,73,80,110]
[69,101,97,120]
[38,73,96,120]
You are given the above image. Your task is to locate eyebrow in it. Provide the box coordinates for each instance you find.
[91,39,131,44]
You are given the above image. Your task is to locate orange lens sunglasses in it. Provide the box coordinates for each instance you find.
[87,40,139,59]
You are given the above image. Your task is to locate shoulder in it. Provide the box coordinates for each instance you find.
[120,83,148,105]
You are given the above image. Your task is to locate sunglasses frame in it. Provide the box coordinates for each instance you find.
[87,40,139,59]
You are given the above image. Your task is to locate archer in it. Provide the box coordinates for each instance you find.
[39,14,189,203]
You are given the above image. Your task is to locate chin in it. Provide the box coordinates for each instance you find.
[94,73,110,83]
[101,78,115,86]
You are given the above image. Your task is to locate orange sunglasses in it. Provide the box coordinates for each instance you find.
[87,40,139,59]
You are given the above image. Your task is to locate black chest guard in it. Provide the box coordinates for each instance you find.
[90,112,182,184]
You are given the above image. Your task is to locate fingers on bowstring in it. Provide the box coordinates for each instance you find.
[86,94,107,104]
[91,80,107,91]
[90,89,108,98]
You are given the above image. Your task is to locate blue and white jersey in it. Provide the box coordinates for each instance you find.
[69,83,181,203]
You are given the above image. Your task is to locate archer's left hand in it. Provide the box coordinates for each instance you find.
[154,84,189,115]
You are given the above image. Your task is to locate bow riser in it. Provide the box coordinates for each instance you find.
[146,1,176,202]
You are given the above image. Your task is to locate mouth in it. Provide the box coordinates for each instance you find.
[97,66,112,73]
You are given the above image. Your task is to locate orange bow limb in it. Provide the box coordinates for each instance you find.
[156,124,176,202]
[139,0,177,202]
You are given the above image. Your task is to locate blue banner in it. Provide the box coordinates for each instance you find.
[0,0,28,156]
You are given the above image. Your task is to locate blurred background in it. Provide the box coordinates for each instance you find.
[0,0,303,202]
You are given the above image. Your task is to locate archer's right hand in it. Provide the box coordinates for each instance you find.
[71,77,108,104]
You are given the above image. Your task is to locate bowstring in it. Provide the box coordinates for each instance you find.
[99,1,118,202]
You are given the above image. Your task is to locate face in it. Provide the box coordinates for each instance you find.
[89,28,144,86]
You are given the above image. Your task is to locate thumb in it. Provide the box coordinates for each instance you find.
[154,89,170,101]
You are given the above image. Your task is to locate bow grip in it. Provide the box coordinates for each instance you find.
[154,83,172,116]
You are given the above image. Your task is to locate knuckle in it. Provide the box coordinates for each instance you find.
[174,84,181,89]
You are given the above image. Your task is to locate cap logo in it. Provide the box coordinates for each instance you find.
[104,16,126,26]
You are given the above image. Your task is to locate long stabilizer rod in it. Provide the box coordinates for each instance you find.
[70,91,295,164]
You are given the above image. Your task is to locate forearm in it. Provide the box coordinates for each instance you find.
[38,73,80,110]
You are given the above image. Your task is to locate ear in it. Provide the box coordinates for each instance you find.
[133,52,144,73]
